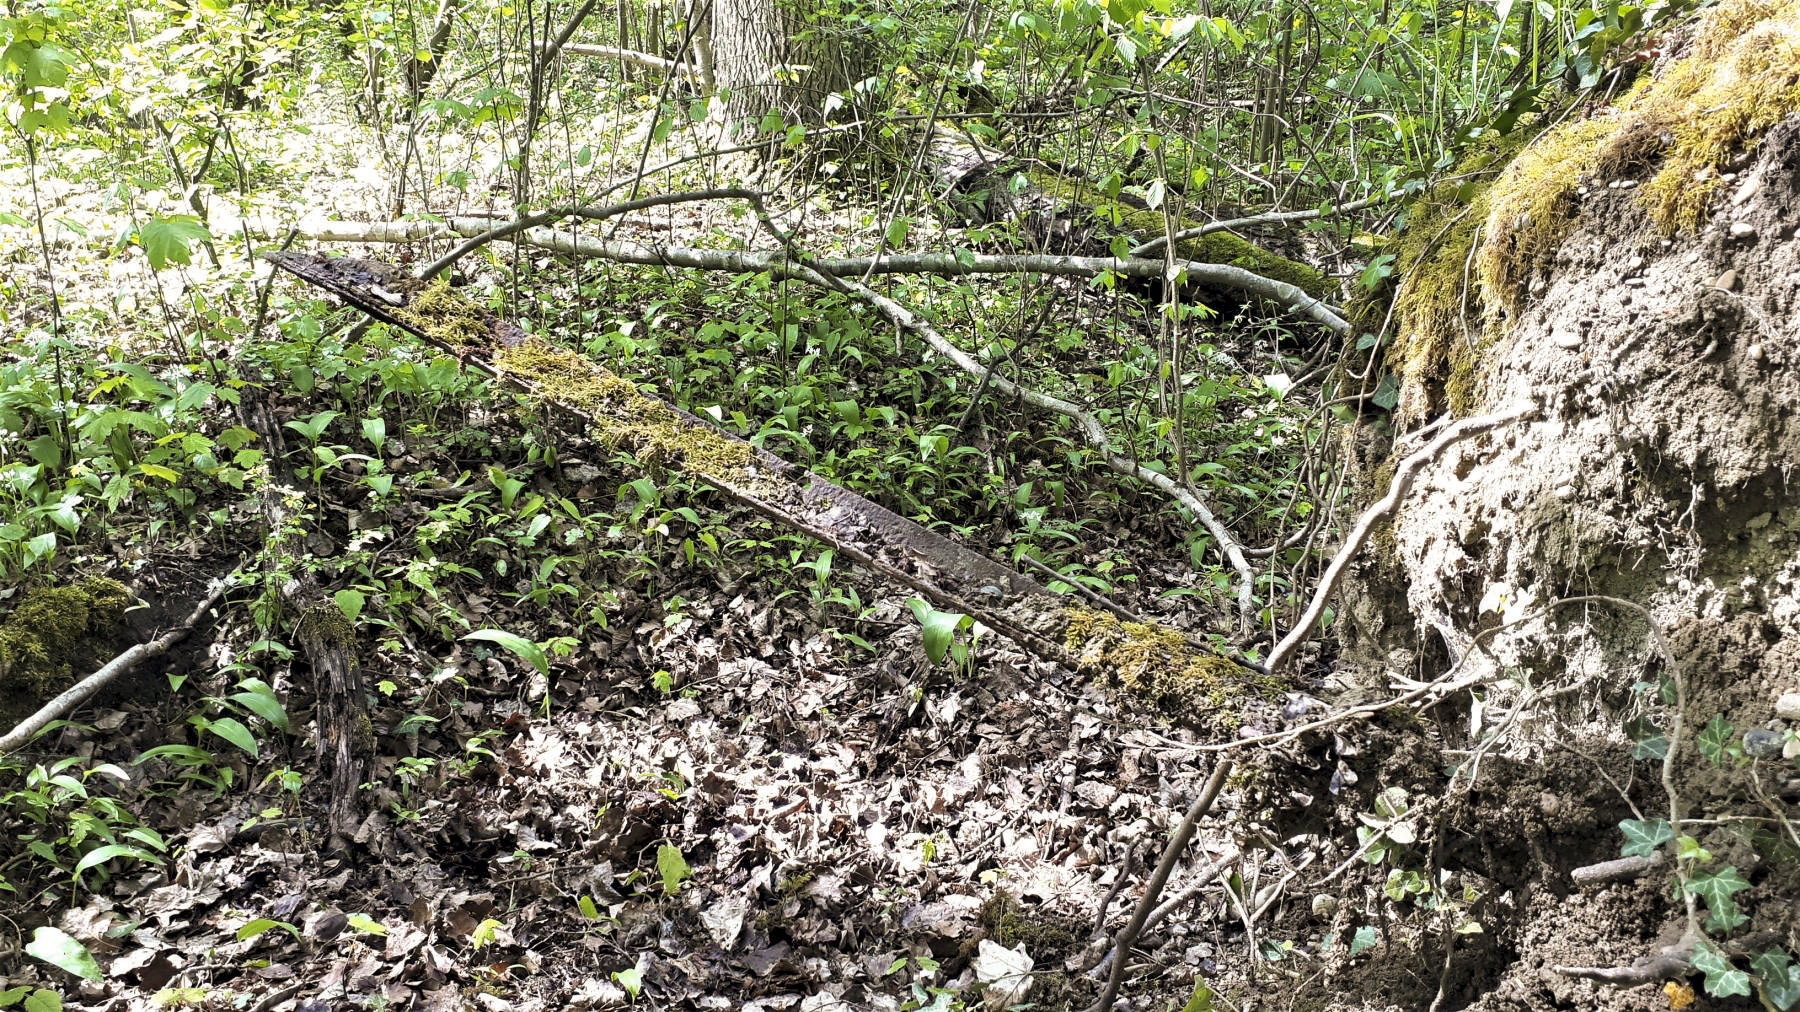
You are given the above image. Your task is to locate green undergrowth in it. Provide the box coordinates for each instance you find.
[1028,169,1331,299]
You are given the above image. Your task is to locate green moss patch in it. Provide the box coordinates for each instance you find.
[0,577,132,722]
[1063,606,1271,712]
[394,276,495,347]
[1633,0,1800,231]
[1385,0,1800,420]
[494,339,782,496]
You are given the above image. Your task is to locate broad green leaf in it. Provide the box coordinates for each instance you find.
[137,215,210,271]
[464,629,548,677]
[613,967,642,999]
[24,988,61,1012]
[577,895,601,920]
[1618,818,1672,857]
[229,678,288,732]
[1348,924,1378,957]
[334,589,366,624]
[73,844,157,878]
[25,927,102,981]
[236,918,299,942]
[200,716,258,758]
[908,598,966,666]
[657,844,691,896]
[345,913,386,936]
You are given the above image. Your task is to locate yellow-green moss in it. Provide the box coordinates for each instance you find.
[1633,0,1800,231]
[1382,0,1800,421]
[394,276,494,347]
[297,602,356,648]
[1028,171,1332,298]
[0,577,132,718]
[494,339,782,496]
[980,891,1080,952]
[1063,606,1270,710]
[1476,118,1616,313]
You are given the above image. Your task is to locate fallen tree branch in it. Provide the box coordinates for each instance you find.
[249,215,1353,335]
[0,572,237,754]
[1127,189,1404,259]
[318,191,1281,617]
[1570,852,1664,886]
[541,42,702,78]
[1084,759,1235,1012]
[1264,402,1540,673]
[788,260,1262,618]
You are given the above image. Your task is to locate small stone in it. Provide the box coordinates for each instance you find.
[1626,255,1646,272]
[1312,895,1339,917]
[1552,327,1583,349]
[1744,729,1784,758]
[1748,344,1764,361]
[1553,484,1578,500]
[1712,269,1739,291]
[1775,692,1800,720]
[1730,221,1757,240]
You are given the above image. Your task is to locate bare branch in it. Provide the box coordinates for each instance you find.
[1265,402,1539,673]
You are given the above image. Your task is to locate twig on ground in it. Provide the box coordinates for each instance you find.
[1570,853,1664,885]
[1020,554,1144,624]
[1083,759,1234,1012]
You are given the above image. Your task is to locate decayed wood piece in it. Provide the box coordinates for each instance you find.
[230,346,373,851]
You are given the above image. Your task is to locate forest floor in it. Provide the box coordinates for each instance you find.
[3,114,1792,1012]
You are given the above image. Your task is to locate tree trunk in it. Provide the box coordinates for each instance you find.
[709,0,858,137]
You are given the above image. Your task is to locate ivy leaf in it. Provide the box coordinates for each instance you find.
[136,215,210,270]
[1618,818,1672,857]
[1685,865,1750,909]
[1686,866,1751,933]
[1757,951,1800,1011]
[1624,716,1667,759]
[1698,714,1736,766]
[1348,925,1378,957]
[1693,944,1752,998]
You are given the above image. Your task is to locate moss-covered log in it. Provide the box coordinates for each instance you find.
[266,252,1279,715]
[927,127,1332,313]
